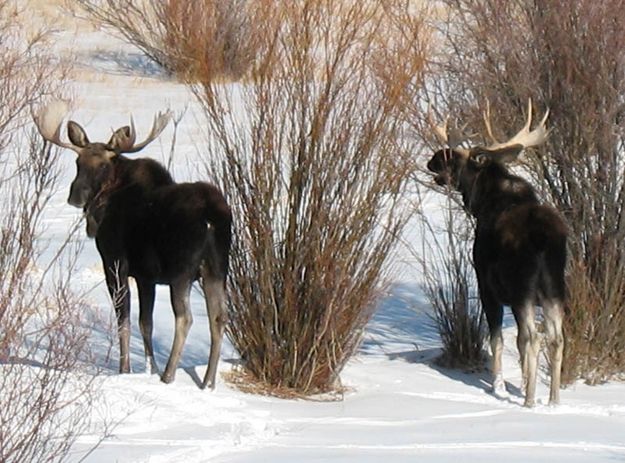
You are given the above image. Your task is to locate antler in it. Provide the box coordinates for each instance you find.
[112,110,172,153]
[427,108,450,146]
[482,98,549,152]
[427,107,471,156]
[32,99,81,153]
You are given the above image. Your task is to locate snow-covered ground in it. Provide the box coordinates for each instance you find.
[18,9,625,462]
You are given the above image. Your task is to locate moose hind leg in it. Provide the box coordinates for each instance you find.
[137,279,158,374]
[490,326,505,395]
[542,299,564,405]
[513,302,540,407]
[482,295,505,396]
[200,265,227,390]
[161,279,193,384]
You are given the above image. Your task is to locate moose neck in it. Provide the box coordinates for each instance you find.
[111,156,174,191]
[84,156,175,238]
[456,162,538,222]
[88,157,124,210]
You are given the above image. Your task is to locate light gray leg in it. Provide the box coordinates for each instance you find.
[161,279,193,384]
[490,327,506,396]
[200,266,227,390]
[513,303,540,407]
[543,300,564,405]
[480,287,505,396]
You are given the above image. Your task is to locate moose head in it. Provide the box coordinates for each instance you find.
[426,99,549,195]
[33,100,171,209]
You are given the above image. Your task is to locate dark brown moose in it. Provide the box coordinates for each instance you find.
[34,101,232,389]
[426,100,566,407]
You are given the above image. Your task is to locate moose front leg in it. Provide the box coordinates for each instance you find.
[478,284,506,396]
[105,260,131,374]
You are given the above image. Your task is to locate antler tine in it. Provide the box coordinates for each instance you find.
[427,106,449,145]
[120,110,172,154]
[525,98,533,130]
[448,124,469,149]
[32,99,81,152]
[482,100,500,144]
[129,115,137,147]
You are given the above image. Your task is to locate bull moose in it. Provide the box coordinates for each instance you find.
[426,100,567,407]
[33,101,232,389]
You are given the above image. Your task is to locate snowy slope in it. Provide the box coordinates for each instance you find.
[23,17,625,463]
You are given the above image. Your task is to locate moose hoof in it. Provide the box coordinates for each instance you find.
[523,398,535,408]
[146,359,160,376]
[201,380,216,391]
[491,375,508,398]
[160,372,175,384]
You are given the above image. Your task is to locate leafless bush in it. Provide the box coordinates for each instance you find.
[422,0,625,384]
[74,0,255,80]
[418,197,487,369]
[0,134,98,463]
[0,2,98,461]
[190,0,430,394]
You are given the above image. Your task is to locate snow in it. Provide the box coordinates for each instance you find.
[65,297,625,462]
[16,18,625,463]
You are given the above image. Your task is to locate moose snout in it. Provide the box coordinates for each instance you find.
[434,173,450,186]
[68,182,89,208]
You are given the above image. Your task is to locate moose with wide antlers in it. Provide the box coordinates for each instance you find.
[33,101,232,389]
[426,100,567,407]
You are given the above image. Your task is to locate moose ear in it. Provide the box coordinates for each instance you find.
[107,126,131,151]
[471,143,524,164]
[473,153,488,165]
[67,121,90,147]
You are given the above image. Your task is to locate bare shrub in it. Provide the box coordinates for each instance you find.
[0,133,98,463]
[418,199,487,370]
[0,2,98,461]
[190,0,430,394]
[74,0,255,80]
[422,0,625,384]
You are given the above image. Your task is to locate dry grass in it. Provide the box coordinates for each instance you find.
[21,0,85,33]
[72,0,254,81]
[223,369,348,401]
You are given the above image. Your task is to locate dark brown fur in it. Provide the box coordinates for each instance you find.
[427,148,566,406]
[67,122,231,389]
